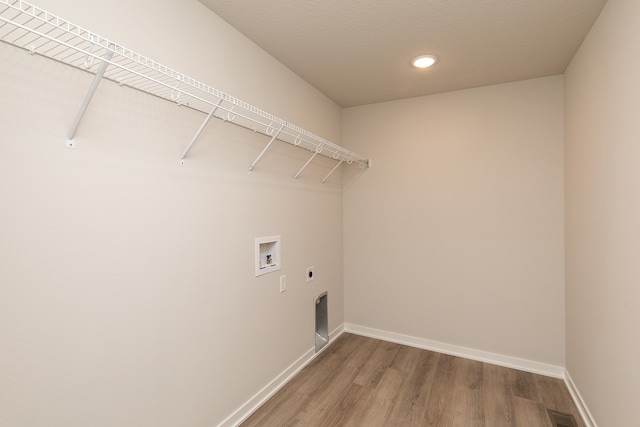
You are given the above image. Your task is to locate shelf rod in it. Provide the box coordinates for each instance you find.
[321,157,346,184]
[66,47,114,148]
[248,124,285,172]
[294,146,323,181]
[179,97,224,164]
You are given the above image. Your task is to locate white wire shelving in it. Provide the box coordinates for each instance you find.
[0,0,370,182]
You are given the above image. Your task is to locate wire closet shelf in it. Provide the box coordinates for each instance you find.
[0,0,370,182]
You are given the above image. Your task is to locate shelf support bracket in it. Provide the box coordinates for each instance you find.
[248,124,286,173]
[66,46,114,148]
[321,157,346,184]
[179,98,224,165]
[294,145,324,181]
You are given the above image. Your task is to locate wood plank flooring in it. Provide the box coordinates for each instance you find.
[241,333,584,427]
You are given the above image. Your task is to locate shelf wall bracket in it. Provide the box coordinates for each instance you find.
[294,145,324,181]
[248,124,286,173]
[65,46,115,148]
[321,157,346,184]
[179,98,224,165]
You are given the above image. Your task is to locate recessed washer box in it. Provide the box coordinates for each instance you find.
[255,236,281,277]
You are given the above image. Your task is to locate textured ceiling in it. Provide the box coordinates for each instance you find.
[200,0,607,107]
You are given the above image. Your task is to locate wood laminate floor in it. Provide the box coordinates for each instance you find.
[241,333,585,427]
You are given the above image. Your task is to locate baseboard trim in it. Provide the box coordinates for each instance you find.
[216,324,344,427]
[564,369,598,427]
[344,323,565,378]
[217,323,599,427]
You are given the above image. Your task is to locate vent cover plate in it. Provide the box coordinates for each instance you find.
[547,409,579,427]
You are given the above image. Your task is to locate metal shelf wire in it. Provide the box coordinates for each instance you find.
[0,0,370,181]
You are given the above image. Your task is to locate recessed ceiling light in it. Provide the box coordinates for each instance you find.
[411,55,437,69]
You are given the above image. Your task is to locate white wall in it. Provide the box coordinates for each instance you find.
[0,1,345,426]
[565,0,640,425]
[343,76,565,366]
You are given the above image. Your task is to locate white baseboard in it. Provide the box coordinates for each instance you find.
[216,324,344,427]
[344,323,565,378]
[564,369,598,427]
[218,323,599,427]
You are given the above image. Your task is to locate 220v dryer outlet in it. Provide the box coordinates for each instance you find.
[306,266,315,283]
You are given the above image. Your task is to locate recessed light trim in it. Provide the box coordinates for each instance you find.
[411,55,437,69]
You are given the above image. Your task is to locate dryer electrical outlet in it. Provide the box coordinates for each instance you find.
[306,266,315,283]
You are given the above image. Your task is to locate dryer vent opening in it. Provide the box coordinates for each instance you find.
[315,292,328,352]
